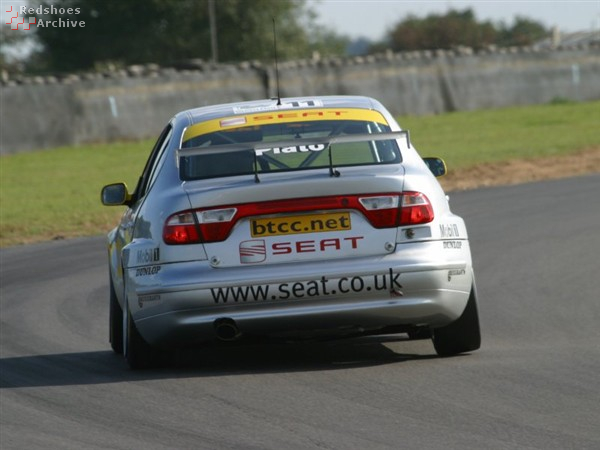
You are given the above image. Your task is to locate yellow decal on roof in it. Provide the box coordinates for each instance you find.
[182,108,388,143]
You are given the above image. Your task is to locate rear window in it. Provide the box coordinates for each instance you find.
[179,110,402,181]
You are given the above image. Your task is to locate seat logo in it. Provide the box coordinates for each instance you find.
[239,240,266,264]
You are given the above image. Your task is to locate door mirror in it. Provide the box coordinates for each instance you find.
[101,183,131,206]
[423,157,447,177]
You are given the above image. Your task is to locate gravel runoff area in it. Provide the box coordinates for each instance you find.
[439,147,600,192]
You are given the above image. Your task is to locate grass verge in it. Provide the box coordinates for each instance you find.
[1,140,152,247]
[1,101,599,247]
[397,101,600,167]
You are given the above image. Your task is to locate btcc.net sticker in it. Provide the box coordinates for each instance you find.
[250,212,351,237]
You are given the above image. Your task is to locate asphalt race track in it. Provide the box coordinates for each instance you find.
[1,175,599,450]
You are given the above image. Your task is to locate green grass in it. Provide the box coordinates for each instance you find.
[1,140,153,246]
[398,101,600,168]
[1,101,599,247]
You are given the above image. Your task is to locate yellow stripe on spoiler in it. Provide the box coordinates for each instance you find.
[182,108,388,143]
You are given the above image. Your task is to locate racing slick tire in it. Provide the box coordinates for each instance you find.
[432,283,481,357]
[407,327,432,340]
[109,276,123,354]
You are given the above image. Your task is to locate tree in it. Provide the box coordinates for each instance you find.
[386,8,548,52]
[388,9,497,51]
[497,17,549,47]
[25,0,344,73]
[0,24,35,72]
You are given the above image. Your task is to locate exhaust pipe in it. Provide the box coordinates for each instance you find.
[214,318,241,341]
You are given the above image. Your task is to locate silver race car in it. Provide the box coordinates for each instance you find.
[102,96,481,368]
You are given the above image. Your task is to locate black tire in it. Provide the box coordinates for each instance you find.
[124,301,166,370]
[432,284,481,357]
[109,276,123,354]
[407,327,432,340]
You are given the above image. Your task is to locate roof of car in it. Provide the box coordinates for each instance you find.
[178,95,385,125]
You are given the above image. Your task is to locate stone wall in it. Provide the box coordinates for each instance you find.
[1,45,599,154]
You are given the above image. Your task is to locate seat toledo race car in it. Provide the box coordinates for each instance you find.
[102,95,481,369]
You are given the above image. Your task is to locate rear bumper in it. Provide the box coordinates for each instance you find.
[128,241,473,346]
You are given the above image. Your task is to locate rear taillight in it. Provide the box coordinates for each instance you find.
[163,211,201,245]
[358,195,401,228]
[357,192,433,227]
[399,192,434,225]
[163,192,433,245]
[196,207,237,242]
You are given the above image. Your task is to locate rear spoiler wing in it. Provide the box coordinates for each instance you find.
[177,131,411,157]
[177,130,411,182]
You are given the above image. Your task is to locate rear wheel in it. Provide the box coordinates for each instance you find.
[432,284,481,357]
[407,327,432,340]
[124,299,167,369]
[108,276,123,354]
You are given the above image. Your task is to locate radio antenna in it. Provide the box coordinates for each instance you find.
[272,18,281,105]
